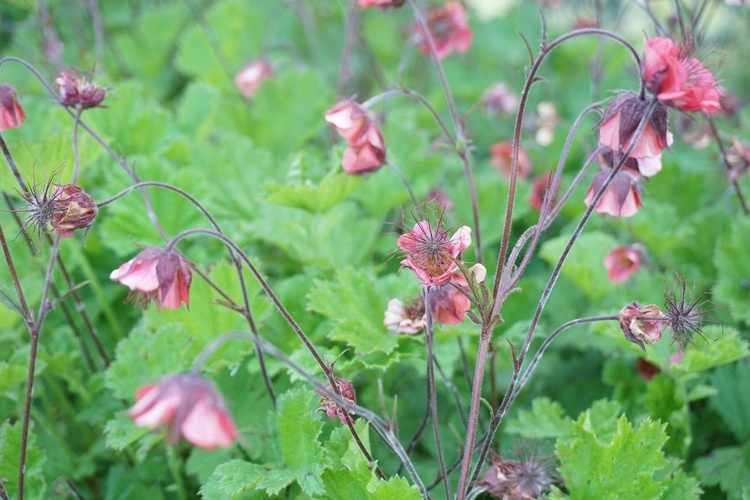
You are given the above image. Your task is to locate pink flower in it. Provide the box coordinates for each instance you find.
[642,37,721,113]
[110,247,193,309]
[604,245,641,283]
[358,0,404,8]
[55,70,106,109]
[598,92,672,177]
[234,60,273,99]
[415,1,472,60]
[50,184,98,238]
[637,359,660,381]
[618,302,667,350]
[384,297,426,334]
[0,84,26,130]
[584,166,642,218]
[318,379,356,424]
[398,221,471,286]
[431,263,485,325]
[490,142,531,180]
[528,172,557,212]
[325,100,386,174]
[128,373,238,450]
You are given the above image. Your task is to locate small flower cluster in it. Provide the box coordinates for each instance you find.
[318,378,357,424]
[325,100,386,174]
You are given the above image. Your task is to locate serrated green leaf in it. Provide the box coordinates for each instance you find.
[557,411,667,499]
[266,172,363,213]
[104,413,153,451]
[708,361,750,441]
[714,217,750,324]
[668,326,749,377]
[505,397,572,439]
[200,459,265,499]
[658,467,702,500]
[0,420,46,498]
[369,476,422,499]
[694,445,750,499]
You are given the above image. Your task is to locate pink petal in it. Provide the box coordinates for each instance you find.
[111,258,160,292]
[181,399,237,450]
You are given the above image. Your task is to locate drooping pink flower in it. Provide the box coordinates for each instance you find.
[604,245,641,283]
[0,84,26,130]
[414,1,472,60]
[490,142,530,180]
[598,92,672,177]
[642,37,721,113]
[55,70,106,109]
[618,302,667,350]
[384,297,426,334]
[358,0,404,8]
[233,60,273,99]
[325,100,386,174]
[528,172,557,212]
[110,247,193,309]
[398,221,471,286]
[637,359,660,381]
[128,373,238,450]
[50,184,98,238]
[318,378,357,424]
[430,263,485,325]
[584,166,643,218]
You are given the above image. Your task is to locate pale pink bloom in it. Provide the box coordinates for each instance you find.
[528,172,556,212]
[233,60,273,99]
[325,100,386,174]
[669,351,685,364]
[535,102,558,146]
[398,221,471,286]
[341,124,386,174]
[415,1,472,60]
[55,70,106,109]
[318,379,356,424]
[482,83,518,116]
[358,0,404,7]
[110,247,193,309]
[598,92,672,177]
[584,167,642,218]
[384,298,426,334]
[642,37,721,113]
[431,263,485,325]
[618,302,667,350]
[490,141,530,180]
[604,245,641,283]
[0,84,26,130]
[128,374,238,450]
[50,184,97,238]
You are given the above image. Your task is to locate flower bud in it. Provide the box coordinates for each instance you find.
[0,84,26,131]
[55,70,106,109]
[318,379,356,424]
[51,184,97,238]
[234,59,273,99]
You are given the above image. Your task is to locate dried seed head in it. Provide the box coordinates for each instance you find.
[664,274,710,348]
[475,447,556,499]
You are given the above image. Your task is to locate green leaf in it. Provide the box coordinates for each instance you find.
[666,326,748,377]
[266,172,364,213]
[657,464,702,500]
[505,397,572,440]
[694,445,750,499]
[200,459,265,499]
[539,232,619,300]
[0,420,46,498]
[714,217,750,324]
[556,411,667,499]
[709,361,750,441]
[276,388,330,496]
[308,267,414,357]
[369,476,422,499]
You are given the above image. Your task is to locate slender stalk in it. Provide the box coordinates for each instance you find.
[467,100,660,488]
[71,108,83,183]
[385,161,422,217]
[423,287,451,499]
[336,2,359,99]
[0,225,33,328]
[491,28,642,310]
[166,446,188,500]
[704,113,749,215]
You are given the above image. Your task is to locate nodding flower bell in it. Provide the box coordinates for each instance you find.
[55,70,106,109]
[384,297,427,334]
[584,156,643,218]
[128,373,238,450]
[642,37,721,113]
[618,302,667,350]
[325,100,386,174]
[598,92,672,177]
[604,245,641,283]
[414,1,473,60]
[490,142,531,180]
[0,84,26,131]
[110,247,193,309]
[233,59,273,99]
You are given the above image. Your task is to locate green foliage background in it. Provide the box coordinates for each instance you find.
[0,0,749,498]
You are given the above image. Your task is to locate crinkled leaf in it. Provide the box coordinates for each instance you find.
[266,172,363,213]
[694,445,750,499]
[714,217,750,324]
[0,421,46,498]
[505,397,572,440]
[708,361,750,441]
